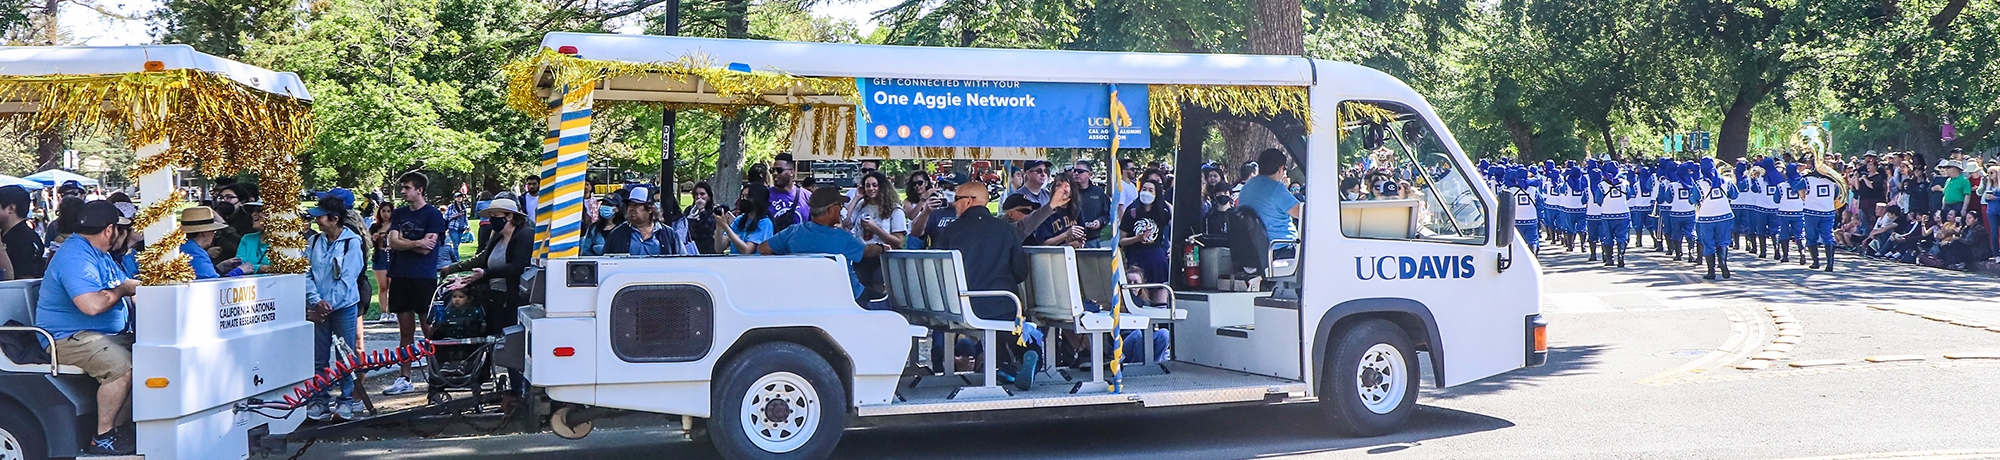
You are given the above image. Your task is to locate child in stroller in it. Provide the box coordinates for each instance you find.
[424,282,495,403]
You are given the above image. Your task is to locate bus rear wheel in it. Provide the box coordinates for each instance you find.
[710,342,846,460]
[0,399,47,460]
[1318,318,1420,437]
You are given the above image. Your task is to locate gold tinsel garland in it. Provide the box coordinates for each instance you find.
[0,69,315,177]
[1148,85,1313,135]
[503,48,858,120]
[131,190,187,230]
[136,229,192,286]
[0,68,316,281]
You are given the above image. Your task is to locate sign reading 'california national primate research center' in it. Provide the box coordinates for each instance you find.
[855,78,1150,149]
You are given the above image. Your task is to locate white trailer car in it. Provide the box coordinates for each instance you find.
[504,33,1548,460]
[0,46,316,460]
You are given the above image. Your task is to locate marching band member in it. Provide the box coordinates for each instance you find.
[1584,159,1605,262]
[1632,166,1658,251]
[1692,158,1738,280]
[1503,167,1543,255]
[1593,162,1632,267]
[1797,162,1841,271]
[1775,163,1806,264]
[1659,159,1697,262]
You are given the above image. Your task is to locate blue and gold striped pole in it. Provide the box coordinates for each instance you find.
[541,82,592,259]
[1105,84,1134,393]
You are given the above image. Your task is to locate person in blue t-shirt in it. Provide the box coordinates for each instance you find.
[382,172,447,395]
[35,200,140,455]
[176,205,236,279]
[760,186,881,304]
[1237,148,1305,243]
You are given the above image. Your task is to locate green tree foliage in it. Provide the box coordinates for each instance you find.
[148,0,296,58]
[1821,0,2000,159]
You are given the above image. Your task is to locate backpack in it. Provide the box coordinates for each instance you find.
[1225,206,1271,276]
[0,319,51,365]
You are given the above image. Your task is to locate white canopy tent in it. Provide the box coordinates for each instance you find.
[23,169,98,186]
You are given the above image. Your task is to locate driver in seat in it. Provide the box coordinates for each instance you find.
[1238,148,1304,255]
[34,200,141,455]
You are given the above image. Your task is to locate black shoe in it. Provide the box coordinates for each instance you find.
[1014,351,1039,391]
[85,431,134,456]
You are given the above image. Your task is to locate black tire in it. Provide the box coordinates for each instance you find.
[1317,318,1420,437]
[0,398,49,460]
[710,342,847,460]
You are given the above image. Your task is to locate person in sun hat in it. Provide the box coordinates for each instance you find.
[441,197,535,336]
[177,206,236,279]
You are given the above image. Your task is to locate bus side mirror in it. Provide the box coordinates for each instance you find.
[1493,192,1515,272]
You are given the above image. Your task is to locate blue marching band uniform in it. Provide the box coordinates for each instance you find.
[1474,153,1838,279]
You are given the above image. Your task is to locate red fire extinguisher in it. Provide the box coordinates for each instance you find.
[1183,240,1201,288]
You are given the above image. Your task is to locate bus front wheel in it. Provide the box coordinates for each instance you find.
[710,342,847,460]
[1318,318,1420,437]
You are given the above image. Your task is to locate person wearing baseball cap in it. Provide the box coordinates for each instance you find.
[602,184,690,256]
[177,206,236,279]
[35,200,142,454]
[303,193,367,419]
[757,186,874,302]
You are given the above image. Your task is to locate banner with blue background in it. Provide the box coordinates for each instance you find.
[855,78,1150,149]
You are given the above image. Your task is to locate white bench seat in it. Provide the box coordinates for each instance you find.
[0,278,84,376]
[881,250,1025,400]
[1023,247,1179,393]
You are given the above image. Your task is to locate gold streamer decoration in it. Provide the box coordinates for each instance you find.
[136,229,192,286]
[503,48,858,119]
[132,189,186,230]
[1148,85,1312,135]
[0,67,315,281]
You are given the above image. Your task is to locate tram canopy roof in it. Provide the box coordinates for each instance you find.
[527,32,1316,105]
[0,45,312,108]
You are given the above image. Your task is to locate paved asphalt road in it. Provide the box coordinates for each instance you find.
[299,248,2000,460]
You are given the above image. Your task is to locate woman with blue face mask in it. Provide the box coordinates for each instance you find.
[582,190,625,256]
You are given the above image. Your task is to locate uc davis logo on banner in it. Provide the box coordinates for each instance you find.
[1355,255,1476,280]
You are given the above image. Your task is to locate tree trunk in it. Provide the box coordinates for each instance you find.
[34,131,62,170]
[712,115,747,205]
[1220,0,1304,172]
[1716,87,1763,161]
[1600,125,1617,161]
[1503,118,1538,162]
[709,0,751,205]
[1250,0,1303,55]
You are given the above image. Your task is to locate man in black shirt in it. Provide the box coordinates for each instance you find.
[932,180,1036,389]
[0,185,46,279]
[1069,162,1111,247]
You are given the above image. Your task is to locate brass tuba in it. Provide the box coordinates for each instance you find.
[1791,128,1849,209]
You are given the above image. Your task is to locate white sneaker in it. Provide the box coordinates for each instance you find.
[306,401,333,421]
[334,400,364,420]
[383,377,417,395]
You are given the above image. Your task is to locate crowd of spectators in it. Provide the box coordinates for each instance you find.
[1834,148,1997,271]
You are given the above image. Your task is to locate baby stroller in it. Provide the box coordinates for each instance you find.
[424,276,501,405]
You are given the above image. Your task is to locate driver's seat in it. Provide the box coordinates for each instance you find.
[1225,207,1300,299]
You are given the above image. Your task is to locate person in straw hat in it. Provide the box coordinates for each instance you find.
[177,206,238,279]
[440,196,535,336]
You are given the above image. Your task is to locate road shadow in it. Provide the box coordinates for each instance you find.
[297,403,1515,460]
[1421,344,1605,401]
[832,403,1514,460]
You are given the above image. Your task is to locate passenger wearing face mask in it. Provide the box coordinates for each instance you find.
[582,191,624,256]
[1119,180,1172,305]
[716,184,777,255]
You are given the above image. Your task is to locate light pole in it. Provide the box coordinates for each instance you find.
[660,0,683,210]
